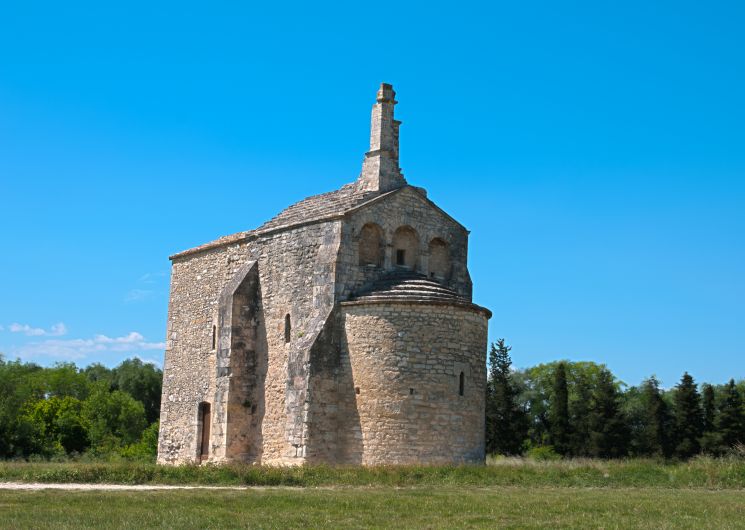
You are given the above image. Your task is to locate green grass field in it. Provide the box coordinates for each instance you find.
[2,457,745,488]
[2,459,745,528]
[1,486,744,529]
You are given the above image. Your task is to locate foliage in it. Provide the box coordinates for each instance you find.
[525,445,561,461]
[503,355,743,460]
[485,340,528,455]
[0,356,161,461]
[714,380,745,454]
[587,368,629,458]
[111,359,162,424]
[549,362,571,455]
[629,377,674,458]
[673,373,704,458]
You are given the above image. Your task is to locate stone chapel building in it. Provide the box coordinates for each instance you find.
[157,84,491,466]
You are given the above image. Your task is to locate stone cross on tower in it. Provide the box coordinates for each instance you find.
[358,83,407,193]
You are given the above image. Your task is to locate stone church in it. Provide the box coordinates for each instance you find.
[157,84,491,466]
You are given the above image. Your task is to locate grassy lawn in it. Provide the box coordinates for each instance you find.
[2,460,744,528]
[2,457,745,488]
[1,486,745,529]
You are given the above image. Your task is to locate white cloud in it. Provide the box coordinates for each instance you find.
[12,331,165,361]
[125,289,153,303]
[138,272,168,284]
[9,322,68,337]
[50,323,68,336]
[134,355,163,368]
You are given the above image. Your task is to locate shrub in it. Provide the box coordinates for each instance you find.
[526,446,561,461]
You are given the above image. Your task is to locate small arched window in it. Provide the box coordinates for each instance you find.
[211,325,217,350]
[459,372,465,396]
[392,226,419,270]
[358,223,384,267]
[284,314,291,344]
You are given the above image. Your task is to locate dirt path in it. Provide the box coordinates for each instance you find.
[0,482,264,491]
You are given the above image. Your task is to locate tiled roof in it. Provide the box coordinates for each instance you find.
[170,181,391,259]
[346,270,491,317]
[256,183,379,232]
[350,270,469,304]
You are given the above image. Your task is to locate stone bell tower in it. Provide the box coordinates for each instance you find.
[358,83,407,193]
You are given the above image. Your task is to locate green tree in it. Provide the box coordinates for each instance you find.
[486,340,528,455]
[0,356,46,458]
[120,421,160,460]
[569,369,593,456]
[514,361,610,450]
[673,372,703,459]
[700,383,719,454]
[83,363,115,387]
[20,396,89,455]
[111,359,162,424]
[636,377,673,458]
[41,363,91,400]
[84,384,148,452]
[588,369,629,458]
[549,362,571,455]
[702,384,716,433]
[715,379,745,452]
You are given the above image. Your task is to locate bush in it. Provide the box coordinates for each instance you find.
[526,446,561,461]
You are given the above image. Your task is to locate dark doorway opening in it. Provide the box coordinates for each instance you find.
[199,402,211,462]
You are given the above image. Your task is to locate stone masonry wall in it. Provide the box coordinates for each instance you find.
[253,221,341,465]
[158,219,342,465]
[336,187,472,302]
[338,302,488,465]
[158,242,254,464]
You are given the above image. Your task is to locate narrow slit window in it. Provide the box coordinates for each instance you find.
[396,249,406,266]
[459,372,465,396]
[284,314,291,344]
[211,325,216,350]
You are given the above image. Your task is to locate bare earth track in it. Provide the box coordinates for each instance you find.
[0,482,276,491]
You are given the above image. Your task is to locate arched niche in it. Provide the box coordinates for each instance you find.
[428,238,451,281]
[358,223,384,267]
[392,226,419,270]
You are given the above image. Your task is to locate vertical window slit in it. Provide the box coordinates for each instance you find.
[285,314,291,344]
[459,372,465,396]
[212,325,216,350]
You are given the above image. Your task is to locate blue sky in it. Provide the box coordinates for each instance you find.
[1,1,743,387]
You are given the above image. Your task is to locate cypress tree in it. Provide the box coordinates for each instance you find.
[550,362,571,455]
[700,383,719,455]
[673,372,704,459]
[702,384,716,433]
[569,371,593,457]
[716,379,745,452]
[638,377,673,458]
[588,369,629,458]
[485,340,528,455]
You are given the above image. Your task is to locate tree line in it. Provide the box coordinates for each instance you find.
[486,340,745,459]
[3,345,743,462]
[0,355,161,460]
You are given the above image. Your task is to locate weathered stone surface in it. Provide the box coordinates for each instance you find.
[157,84,491,466]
